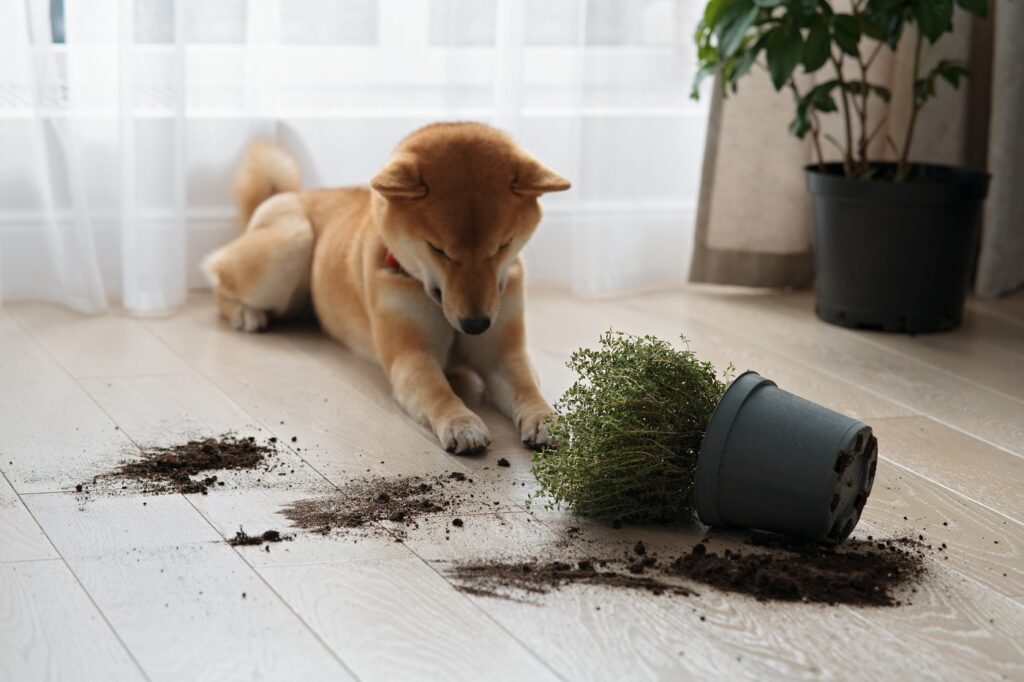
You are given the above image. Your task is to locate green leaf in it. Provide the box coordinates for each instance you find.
[955,0,987,18]
[913,0,953,43]
[801,23,830,71]
[728,37,763,82]
[936,60,971,88]
[753,0,785,6]
[691,64,718,100]
[831,14,861,56]
[705,0,745,28]
[765,27,803,90]
[871,84,891,102]
[864,0,908,47]
[790,109,812,138]
[717,3,759,57]
[808,79,840,112]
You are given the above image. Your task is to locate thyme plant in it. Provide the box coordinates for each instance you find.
[532,332,729,523]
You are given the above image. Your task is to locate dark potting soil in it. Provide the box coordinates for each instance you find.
[666,533,926,607]
[447,532,925,607]
[446,560,696,601]
[228,528,293,546]
[98,435,278,495]
[281,472,474,535]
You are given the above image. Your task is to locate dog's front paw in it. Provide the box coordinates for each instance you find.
[517,405,555,450]
[230,304,268,333]
[437,412,491,455]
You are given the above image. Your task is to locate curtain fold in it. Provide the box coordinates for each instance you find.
[1,0,712,312]
[689,70,814,288]
[975,0,1024,298]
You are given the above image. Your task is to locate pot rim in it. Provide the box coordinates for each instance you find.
[804,160,991,182]
[694,370,774,527]
[805,162,990,205]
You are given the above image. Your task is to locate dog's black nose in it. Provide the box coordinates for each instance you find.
[459,316,491,335]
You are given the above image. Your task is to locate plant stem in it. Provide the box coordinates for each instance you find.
[830,54,856,177]
[855,53,872,171]
[823,133,846,158]
[789,80,825,172]
[864,115,888,148]
[810,112,826,173]
[897,29,924,181]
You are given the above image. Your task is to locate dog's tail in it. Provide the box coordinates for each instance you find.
[234,139,302,228]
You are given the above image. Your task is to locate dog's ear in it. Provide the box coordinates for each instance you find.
[512,155,571,197]
[371,154,428,200]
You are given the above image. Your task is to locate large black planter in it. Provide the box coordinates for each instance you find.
[695,371,878,543]
[807,163,990,333]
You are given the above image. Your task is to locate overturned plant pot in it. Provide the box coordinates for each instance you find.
[695,371,878,544]
[807,162,990,333]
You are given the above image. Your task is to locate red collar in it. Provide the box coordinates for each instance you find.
[385,250,408,276]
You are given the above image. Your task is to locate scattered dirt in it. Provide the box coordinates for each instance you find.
[496,458,511,468]
[281,472,474,536]
[278,472,926,607]
[92,435,278,495]
[446,560,696,602]
[228,528,293,546]
[446,532,925,607]
[666,533,926,607]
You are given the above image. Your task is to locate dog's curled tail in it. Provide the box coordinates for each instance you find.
[234,139,302,228]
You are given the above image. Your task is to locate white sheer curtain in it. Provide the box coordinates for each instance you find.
[1,0,710,314]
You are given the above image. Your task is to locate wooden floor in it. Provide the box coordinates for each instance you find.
[1,285,1023,681]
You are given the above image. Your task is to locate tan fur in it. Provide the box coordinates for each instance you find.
[233,139,302,228]
[202,123,570,454]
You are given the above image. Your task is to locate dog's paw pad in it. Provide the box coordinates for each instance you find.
[438,414,491,455]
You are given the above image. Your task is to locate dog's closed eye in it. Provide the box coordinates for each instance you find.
[495,240,511,256]
[428,242,449,260]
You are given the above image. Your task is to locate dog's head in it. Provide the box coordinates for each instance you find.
[370,123,570,335]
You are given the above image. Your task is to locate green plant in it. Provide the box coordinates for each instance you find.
[531,331,730,523]
[693,0,988,180]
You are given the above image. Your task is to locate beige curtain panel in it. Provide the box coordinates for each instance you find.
[691,4,1023,298]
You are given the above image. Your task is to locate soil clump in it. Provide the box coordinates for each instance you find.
[92,435,277,495]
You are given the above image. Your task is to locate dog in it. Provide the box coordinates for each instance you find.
[202,122,571,454]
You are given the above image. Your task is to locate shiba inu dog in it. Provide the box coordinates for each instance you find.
[202,122,570,454]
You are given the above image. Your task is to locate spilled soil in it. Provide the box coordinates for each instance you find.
[449,560,696,601]
[279,473,926,606]
[281,471,474,536]
[445,533,926,607]
[228,528,293,546]
[88,435,278,495]
[81,439,928,608]
[666,533,926,606]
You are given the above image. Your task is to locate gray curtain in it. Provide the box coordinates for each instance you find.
[976,0,1024,298]
[690,5,1022,298]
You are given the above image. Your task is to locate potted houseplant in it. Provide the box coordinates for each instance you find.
[693,0,991,332]
[532,333,878,543]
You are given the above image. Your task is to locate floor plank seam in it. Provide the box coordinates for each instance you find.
[130,312,572,678]
[177,493,365,681]
[7,313,364,679]
[645,298,1024,460]
[859,517,1024,616]
[384,528,572,682]
[879,455,1024,529]
[0,471,153,682]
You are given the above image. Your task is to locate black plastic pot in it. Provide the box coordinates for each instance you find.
[807,162,990,333]
[695,371,877,543]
